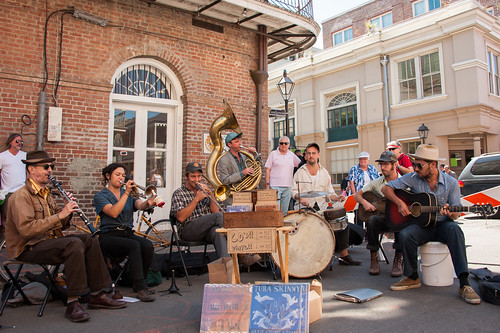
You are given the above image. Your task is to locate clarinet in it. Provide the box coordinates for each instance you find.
[48,175,98,237]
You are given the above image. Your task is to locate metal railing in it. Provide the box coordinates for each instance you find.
[262,0,314,20]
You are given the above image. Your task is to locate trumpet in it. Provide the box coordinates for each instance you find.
[195,181,226,212]
[119,181,157,199]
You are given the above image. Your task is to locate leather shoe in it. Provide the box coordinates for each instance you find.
[339,255,362,266]
[88,291,127,309]
[65,301,90,322]
[137,289,155,302]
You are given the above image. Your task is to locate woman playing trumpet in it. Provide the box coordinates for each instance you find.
[93,163,156,302]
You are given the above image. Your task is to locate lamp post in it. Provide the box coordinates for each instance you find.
[277,70,295,137]
[417,123,429,144]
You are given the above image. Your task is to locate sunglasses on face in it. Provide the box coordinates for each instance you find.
[279,142,289,145]
[388,147,398,151]
[37,164,55,170]
[414,162,429,170]
[15,139,24,144]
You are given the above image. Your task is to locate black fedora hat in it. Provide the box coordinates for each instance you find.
[22,150,56,165]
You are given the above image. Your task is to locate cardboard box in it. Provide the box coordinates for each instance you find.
[257,189,277,202]
[310,279,323,304]
[223,211,284,228]
[254,201,280,211]
[208,257,235,284]
[232,192,253,204]
[309,290,322,324]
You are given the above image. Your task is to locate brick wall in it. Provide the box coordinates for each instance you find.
[0,0,269,222]
[322,0,498,49]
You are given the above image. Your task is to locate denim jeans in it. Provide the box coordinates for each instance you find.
[399,221,468,277]
[271,186,291,216]
[366,215,400,252]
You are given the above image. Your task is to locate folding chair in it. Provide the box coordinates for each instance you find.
[168,215,211,286]
[0,260,61,317]
[378,233,390,264]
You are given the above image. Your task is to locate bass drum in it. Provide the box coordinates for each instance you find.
[271,211,335,278]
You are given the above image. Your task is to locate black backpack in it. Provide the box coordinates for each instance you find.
[470,268,500,305]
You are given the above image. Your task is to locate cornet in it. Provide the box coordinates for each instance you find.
[119,181,165,207]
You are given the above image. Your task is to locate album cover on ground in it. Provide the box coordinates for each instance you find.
[333,288,383,303]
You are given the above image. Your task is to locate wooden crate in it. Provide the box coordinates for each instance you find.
[223,211,284,228]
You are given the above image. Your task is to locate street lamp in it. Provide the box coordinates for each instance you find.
[417,123,429,144]
[277,69,295,137]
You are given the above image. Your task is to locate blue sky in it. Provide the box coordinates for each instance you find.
[313,0,369,48]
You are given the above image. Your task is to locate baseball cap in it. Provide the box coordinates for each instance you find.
[186,162,203,173]
[358,151,369,159]
[375,151,397,163]
[225,132,242,146]
[386,140,401,149]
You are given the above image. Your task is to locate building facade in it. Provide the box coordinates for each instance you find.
[0,0,318,221]
[268,0,500,184]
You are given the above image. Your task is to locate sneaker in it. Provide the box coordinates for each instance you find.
[390,277,421,291]
[459,285,481,305]
[137,289,155,302]
[339,255,361,266]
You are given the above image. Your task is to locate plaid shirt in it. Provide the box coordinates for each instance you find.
[347,163,379,192]
[170,184,211,237]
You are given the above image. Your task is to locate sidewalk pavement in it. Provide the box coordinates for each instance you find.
[1,216,499,332]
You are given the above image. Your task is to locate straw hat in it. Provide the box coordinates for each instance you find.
[408,144,445,161]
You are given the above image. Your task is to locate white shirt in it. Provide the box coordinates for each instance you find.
[0,150,27,192]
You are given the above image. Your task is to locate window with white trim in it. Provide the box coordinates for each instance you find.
[330,146,358,186]
[397,50,442,102]
[487,49,499,96]
[370,12,393,29]
[333,27,353,46]
[413,0,441,17]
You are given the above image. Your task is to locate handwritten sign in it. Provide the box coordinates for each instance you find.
[227,228,276,254]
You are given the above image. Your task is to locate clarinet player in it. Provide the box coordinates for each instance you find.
[5,150,126,322]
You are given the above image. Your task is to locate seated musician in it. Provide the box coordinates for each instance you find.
[170,162,230,259]
[381,144,481,304]
[292,143,361,266]
[6,151,126,323]
[353,151,402,276]
[93,163,157,302]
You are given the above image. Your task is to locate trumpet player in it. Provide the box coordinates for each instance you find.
[93,163,157,302]
[6,151,127,323]
[171,162,229,259]
[218,132,259,194]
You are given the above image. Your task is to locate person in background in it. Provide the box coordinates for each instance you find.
[439,164,445,172]
[386,140,414,175]
[444,165,458,179]
[0,133,27,232]
[348,152,379,227]
[293,149,306,174]
[340,175,349,197]
[265,136,301,215]
[7,150,126,322]
[94,163,157,302]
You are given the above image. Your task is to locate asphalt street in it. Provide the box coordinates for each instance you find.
[0,215,499,332]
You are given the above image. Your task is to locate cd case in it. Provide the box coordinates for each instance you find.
[333,288,383,303]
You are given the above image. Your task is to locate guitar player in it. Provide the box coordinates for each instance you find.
[381,144,481,305]
[353,151,402,277]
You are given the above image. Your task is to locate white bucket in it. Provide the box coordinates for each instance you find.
[418,242,454,286]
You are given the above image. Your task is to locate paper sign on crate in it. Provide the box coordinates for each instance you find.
[227,228,276,253]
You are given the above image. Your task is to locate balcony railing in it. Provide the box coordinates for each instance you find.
[262,0,314,20]
[328,125,358,142]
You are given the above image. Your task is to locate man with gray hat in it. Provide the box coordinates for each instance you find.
[354,151,402,276]
[6,150,126,322]
[218,132,259,190]
[382,144,481,304]
[170,162,229,259]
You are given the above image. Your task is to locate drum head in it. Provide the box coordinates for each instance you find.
[271,211,335,278]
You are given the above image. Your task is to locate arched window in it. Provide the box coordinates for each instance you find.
[327,92,358,142]
[113,64,173,99]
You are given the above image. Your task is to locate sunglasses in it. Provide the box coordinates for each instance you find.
[279,142,289,145]
[15,139,24,144]
[414,162,429,170]
[37,164,55,170]
[388,147,397,151]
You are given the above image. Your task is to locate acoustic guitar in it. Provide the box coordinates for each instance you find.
[357,191,385,222]
[385,189,495,231]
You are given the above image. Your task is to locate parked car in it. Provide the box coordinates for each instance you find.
[458,152,500,218]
